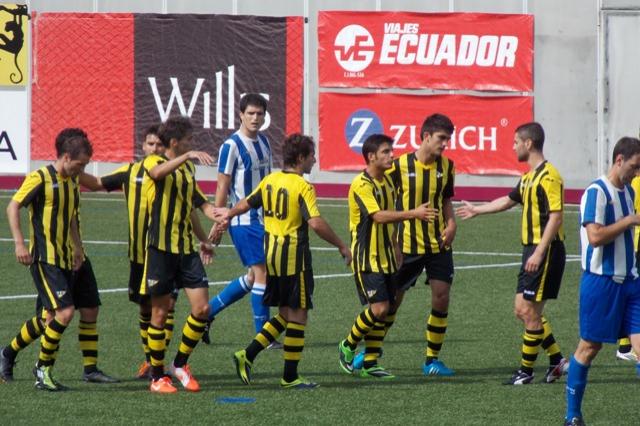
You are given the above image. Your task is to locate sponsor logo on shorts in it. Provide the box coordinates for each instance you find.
[367,289,377,298]
[147,279,159,287]
[523,289,535,296]
[56,290,66,298]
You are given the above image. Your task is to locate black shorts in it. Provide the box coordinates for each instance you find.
[264,269,314,309]
[143,246,208,297]
[71,257,101,308]
[517,241,566,302]
[355,271,396,305]
[129,261,178,304]
[30,262,74,311]
[396,249,455,292]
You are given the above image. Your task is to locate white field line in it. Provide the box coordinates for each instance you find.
[0,258,581,301]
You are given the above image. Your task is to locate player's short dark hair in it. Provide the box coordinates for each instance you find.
[55,128,93,159]
[143,123,160,139]
[612,137,640,163]
[362,134,393,163]
[283,133,315,168]
[158,116,193,147]
[240,93,268,113]
[420,113,454,140]
[516,122,545,151]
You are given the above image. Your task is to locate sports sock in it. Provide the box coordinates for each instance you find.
[165,309,175,346]
[363,321,385,369]
[425,309,448,363]
[383,311,396,336]
[346,308,378,350]
[5,315,44,360]
[173,314,207,368]
[208,275,251,321]
[245,314,288,362]
[618,337,632,354]
[541,317,564,365]
[251,282,270,334]
[147,324,166,380]
[566,356,589,420]
[283,322,305,382]
[37,318,67,368]
[139,312,151,362]
[520,328,543,375]
[78,320,99,373]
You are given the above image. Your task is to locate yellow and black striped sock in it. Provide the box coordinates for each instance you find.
[3,316,45,360]
[139,312,151,362]
[37,318,67,367]
[520,328,543,374]
[165,309,175,347]
[283,322,305,383]
[541,317,563,365]
[425,310,448,362]
[246,314,288,362]
[383,312,396,337]
[147,324,166,380]
[173,314,206,368]
[346,308,377,350]
[618,337,632,353]
[363,321,386,369]
[78,320,99,373]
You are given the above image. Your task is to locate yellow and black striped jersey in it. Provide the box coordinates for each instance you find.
[387,153,455,254]
[508,160,565,245]
[143,154,207,254]
[247,171,320,277]
[12,165,80,270]
[101,161,153,264]
[348,171,398,274]
[631,176,640,252]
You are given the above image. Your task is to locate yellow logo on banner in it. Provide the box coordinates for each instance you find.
[0,3,29,86]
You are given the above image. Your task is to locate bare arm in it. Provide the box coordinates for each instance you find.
[69,215,84,271]
[148,151,214,181]
[525,211,562,272]
[455,196,517,219]
[440,197,457,248]
[79,172,104,192]
[209,173,231,244]
[191,210,214,265]
[308,216,352,265]
[585,215,640,248]
[7,200,31,265]
[371,202,437,224]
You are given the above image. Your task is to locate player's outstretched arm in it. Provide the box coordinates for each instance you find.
[148,151,214,181]
[455,196,516,220]
[79,172,104,191]
[371,202,438,224]
[308,216,352,265]
[6,200,31,265]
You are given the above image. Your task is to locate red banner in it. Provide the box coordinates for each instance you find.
[319,93,532,175]
[318,11,533,91]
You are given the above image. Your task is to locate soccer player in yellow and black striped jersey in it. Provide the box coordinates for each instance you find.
[3,129,92,391]
[78,125,210,379]
[457,122,568,385]
[386,113,458,377]
[141,116,222,394]
[224,133,351,389]
[338,134,436,379]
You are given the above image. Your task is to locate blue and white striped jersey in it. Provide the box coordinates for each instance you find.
[217,131,272,226]
[580,175,638,281]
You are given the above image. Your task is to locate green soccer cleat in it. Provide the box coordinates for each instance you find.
[233,349,252,385]
[280,376,319,389]
[33,365,67,392]
[338,340,356,374]
[360,365,395,379]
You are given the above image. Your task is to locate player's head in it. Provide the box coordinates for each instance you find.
[420,113,454,157]
[362,134,394,170]
[513,122,545,161]
[158,116,193,154]
[55,128,93,177]
[141,124,164,157]
[239,93,267,136]
[283,133,315,174]
[612,136,640,184]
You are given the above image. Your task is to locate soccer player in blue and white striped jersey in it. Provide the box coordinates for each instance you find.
[204,93,277,346]
[564,137,640,426]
